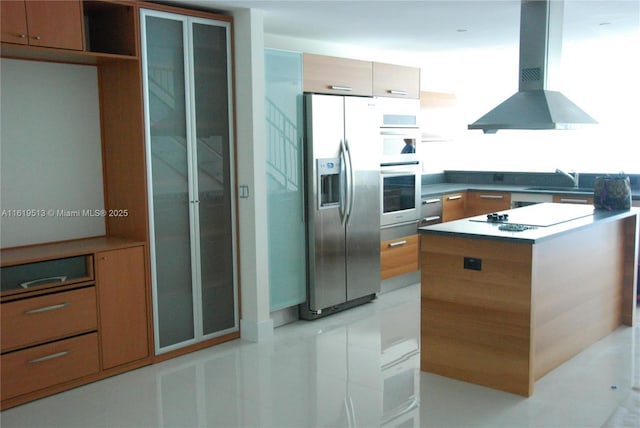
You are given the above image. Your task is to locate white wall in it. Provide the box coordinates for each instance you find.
[232,9,274,342]
[0,59,105,248]
[266,32,640,174]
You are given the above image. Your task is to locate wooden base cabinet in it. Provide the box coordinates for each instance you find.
[0,238,152,410]
[465,191,511,217]
[97,246,149,370]
[381,234,419,280]
[442,192,466,222]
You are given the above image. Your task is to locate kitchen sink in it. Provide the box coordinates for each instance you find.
[525,186,593,192]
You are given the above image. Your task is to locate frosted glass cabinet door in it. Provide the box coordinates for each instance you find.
[191,22,236,336]
[142,9,238,354]
[143,15,195,349]
[265,49,307,311]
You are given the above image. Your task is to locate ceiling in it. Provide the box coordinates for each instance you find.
[167,0,639,54]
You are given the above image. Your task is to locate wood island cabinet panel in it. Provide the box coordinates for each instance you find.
[442,192,466,222]
[1,287,97,352]
[97,246,149,370]
[1,333,99,400]
[380,234,419,280]
[0,1,28,45]
[373,62,420,99]
[23,1,84,50]
[465,191,511,217]
[303,53,373,96]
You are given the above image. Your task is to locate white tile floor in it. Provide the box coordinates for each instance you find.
[1,283,638,428]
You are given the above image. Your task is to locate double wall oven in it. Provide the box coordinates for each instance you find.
[378,97,422,228]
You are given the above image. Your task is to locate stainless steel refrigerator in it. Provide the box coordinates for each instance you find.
[300,94,381,320]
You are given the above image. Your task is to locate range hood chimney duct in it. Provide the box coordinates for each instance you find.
[468,0,597,133]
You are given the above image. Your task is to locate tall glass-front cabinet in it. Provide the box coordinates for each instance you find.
[140,9,239,354]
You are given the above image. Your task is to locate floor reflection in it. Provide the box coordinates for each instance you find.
[1,283,637,428]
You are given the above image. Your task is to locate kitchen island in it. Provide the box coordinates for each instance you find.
[418,203,639,396]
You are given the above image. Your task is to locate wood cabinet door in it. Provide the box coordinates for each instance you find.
[380,234,419,280]
[96,246,149,369]
[465,191,512,217]
[442,192,466,222]
[24,1,83,50]
[303,53,373,96]
[373,62,420,99]
[1,1,28,45]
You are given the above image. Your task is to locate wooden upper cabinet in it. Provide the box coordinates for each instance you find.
[1,1,28,45]
[1,1,84,50]
[24,1,84,50]
[373,62,420,99]
[303,53,373,96]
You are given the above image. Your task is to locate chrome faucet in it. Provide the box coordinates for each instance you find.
[555,168,579,188]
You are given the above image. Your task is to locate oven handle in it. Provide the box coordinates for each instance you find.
[380,129,419,136]
[381,170,418,176]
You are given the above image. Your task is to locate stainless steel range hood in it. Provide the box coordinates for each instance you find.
[468,0,597,133]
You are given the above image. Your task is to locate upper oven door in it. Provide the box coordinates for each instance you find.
[378,97,421,163]
[380,162,421,227]
[380,127,421,163]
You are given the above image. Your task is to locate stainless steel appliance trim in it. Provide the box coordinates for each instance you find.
[423,198,441,205]
[380,129,420,135]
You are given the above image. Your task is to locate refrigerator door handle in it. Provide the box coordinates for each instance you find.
[344,139,354,224]
[339,139,348,225]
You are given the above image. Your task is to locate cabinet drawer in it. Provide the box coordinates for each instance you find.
[465,191,512,217]
[552,195,594,205]
[381,234,419,280]
[1,287,97,352]
[1,333,99,400]
[442,192,467,222]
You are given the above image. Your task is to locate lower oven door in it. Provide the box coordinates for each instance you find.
[380,162,421,227]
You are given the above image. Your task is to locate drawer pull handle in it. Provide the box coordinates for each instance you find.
[423,216,441,222]
[25,303,69,315]
[447,195,462,200]
[28,350,71,364]
[423,199,441,205]
[20,275,67,289]
[389,240,407,248]
[388,90,408,96]
[329,85,353,91]
[479,194,504,199]
[560,198,589,204]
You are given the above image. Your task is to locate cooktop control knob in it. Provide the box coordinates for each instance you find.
[487,213,509,222]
